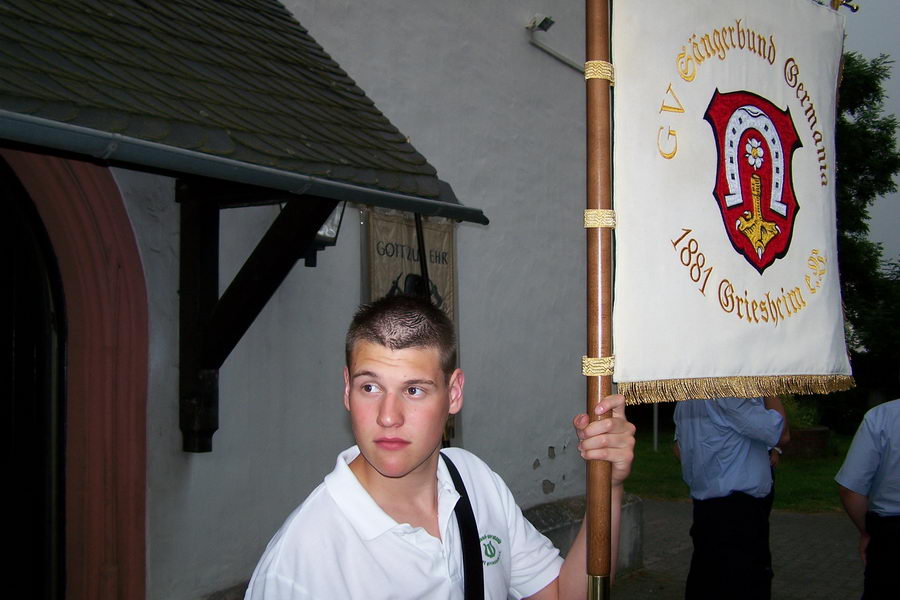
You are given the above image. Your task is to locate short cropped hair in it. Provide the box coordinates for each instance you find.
[345,295,457,379]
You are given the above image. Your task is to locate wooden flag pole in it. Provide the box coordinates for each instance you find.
[585,0,614,598]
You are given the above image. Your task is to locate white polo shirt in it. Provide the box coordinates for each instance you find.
[245,446,563,600]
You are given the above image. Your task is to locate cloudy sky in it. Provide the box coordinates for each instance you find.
[842,0,899,262]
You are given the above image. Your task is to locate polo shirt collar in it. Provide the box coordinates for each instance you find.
[325,446,460,541]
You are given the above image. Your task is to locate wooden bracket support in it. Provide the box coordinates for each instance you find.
[178,178,337,452]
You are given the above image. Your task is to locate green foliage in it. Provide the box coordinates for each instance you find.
[628,431,852,512]
[771,434,852,512]
[627,431,690,501]
[817,385,872,434]
[834,52,900,396]
[782,394,820,429]
[836,53,899,240]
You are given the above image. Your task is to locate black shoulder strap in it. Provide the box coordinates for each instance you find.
[440,452,484,600]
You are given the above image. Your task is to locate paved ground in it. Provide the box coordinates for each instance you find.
[613,499,864,600]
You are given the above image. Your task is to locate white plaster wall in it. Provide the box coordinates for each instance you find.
[116,169,363,599]
[282,0,589,506]
[118,0,593,597]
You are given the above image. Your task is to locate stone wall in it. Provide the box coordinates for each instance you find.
[523,494,644,574]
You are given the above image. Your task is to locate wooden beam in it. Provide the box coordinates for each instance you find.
[178,184,220,452]
[178,176,336,452]
[206,196,336,369]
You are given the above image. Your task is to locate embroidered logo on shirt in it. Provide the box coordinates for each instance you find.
[480,534,502,566]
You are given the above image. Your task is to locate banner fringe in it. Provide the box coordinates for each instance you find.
[619,375,855,405]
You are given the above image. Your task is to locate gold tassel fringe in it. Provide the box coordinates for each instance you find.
[619,374,855,405]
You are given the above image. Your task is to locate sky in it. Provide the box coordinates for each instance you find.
[842,0,900,262]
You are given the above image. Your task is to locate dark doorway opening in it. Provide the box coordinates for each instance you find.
[4,159,66,599]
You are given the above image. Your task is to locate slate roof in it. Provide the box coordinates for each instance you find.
[0,0,486,223]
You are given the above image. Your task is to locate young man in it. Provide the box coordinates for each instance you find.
[245,295,635,599]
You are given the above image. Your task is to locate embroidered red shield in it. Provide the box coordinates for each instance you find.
[704,90,802,274]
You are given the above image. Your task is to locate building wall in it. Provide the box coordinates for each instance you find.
[120,1,593,598]
[283,0,590,507]
[116,169,363,599]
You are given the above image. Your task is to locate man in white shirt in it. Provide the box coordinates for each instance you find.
[246,294,635,600]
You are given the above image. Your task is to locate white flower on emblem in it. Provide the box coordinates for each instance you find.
[745,138,764,169]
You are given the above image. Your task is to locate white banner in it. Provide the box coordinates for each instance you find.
[611,0,853,403]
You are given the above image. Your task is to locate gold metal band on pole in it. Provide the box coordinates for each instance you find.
[582,356,615,377]
[588,574,611,600]
[584,209,616,229]
[584,60,614,84]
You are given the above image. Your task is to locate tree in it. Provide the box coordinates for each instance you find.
[820,52,900,430]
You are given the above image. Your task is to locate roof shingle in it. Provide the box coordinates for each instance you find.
[0,0,470,211]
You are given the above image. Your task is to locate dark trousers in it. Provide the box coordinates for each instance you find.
[863,512,900,600]
[685,491,774,600]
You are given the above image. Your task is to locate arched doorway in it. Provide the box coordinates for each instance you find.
[2,149,148,600]
[5,158,66,599]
